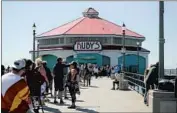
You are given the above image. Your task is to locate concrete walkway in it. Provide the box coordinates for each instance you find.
[41,77,151,113]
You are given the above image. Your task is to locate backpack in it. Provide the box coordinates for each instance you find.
[158,79,174,92]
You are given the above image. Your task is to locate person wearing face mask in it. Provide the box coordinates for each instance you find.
[65,68,80,109]
[2,59,31,113]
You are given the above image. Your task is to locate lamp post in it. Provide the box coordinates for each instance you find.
[37,40,39,58]
[32,23,36,61]
[159,1,165,79]
[121,23,126,72]
[136,42,140,73]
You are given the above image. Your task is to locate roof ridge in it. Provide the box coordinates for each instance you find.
[63,17,87,34]
[37,17,84,37]
[101,18,144,38]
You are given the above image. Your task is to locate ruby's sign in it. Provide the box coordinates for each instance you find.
[74,41,102,51]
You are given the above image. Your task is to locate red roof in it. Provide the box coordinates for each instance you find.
[38,8,144,38]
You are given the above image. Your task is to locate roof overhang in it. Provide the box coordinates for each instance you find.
[36,34,145,41]
[29,48,63,53]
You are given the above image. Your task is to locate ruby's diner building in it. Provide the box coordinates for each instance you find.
[30,8,150,74]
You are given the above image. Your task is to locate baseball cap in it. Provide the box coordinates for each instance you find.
[12,59,26,70]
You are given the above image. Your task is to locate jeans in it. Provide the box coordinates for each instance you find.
[68,84,77,103]
[144,84,154,104]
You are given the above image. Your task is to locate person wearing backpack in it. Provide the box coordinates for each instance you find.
[25,60,45,113]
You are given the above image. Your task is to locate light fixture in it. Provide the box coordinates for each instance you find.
[32,23,36,30]
[122,23,126,31]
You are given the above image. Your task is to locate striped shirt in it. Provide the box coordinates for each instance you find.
[2,72,30,113]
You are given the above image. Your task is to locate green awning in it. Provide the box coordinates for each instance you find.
[77,57,96,60]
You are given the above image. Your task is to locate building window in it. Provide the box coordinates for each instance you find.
[69,37,74,43]
[103,38,108,43]
[59,38,64,44]
[39,38,59,45]
[50,38,59,44]
[113,38,122,44]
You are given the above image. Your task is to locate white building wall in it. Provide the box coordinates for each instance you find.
[38,49,149,67]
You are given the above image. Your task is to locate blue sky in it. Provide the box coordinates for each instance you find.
[2,1,177,68]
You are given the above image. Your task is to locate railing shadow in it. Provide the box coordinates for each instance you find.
[43,105,62,113]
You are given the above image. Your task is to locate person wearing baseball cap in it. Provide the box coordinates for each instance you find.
[2,59,31,113]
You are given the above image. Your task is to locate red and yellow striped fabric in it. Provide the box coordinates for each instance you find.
[2,76,30,113]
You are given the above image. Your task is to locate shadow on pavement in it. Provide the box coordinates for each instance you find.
[89,85,99,88]
[68,98,85,102]
[47,101,71,107]
[43,106,61,113]
[80,87,89,89]
[76,107,99,113]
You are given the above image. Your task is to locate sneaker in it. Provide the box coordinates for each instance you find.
[45,98,50,102]
[41,100,45,106]
[111,88,115,90]
[68,105,76,109]
[54,100,58,104]
[60,100,64,105]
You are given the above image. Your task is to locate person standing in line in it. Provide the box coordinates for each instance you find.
[1,65,5,76]
[80,64,84,82]
[25,60,45,113]
[87,64,93,86]
[93,65,99,79]
[65,68,80,109]
[35,58,49,105]
[63,60,69,99]
[83,64,90,86]
[53,57,70,104]
[2,59,31,113]
[43,61,53,97]
[6,66,10,73]
[106,65,111,78]
[69,61,80,93]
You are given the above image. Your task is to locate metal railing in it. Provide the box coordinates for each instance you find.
[165,69,177,76]
[123,72,145,96]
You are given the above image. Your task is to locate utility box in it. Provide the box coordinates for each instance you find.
[119,74,128,90]
[148,90,177,113]
[119,80,129,90]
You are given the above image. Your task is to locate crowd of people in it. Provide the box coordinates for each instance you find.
[2,58,82,113]
[2,57,119,113]
[4,57,176,112]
